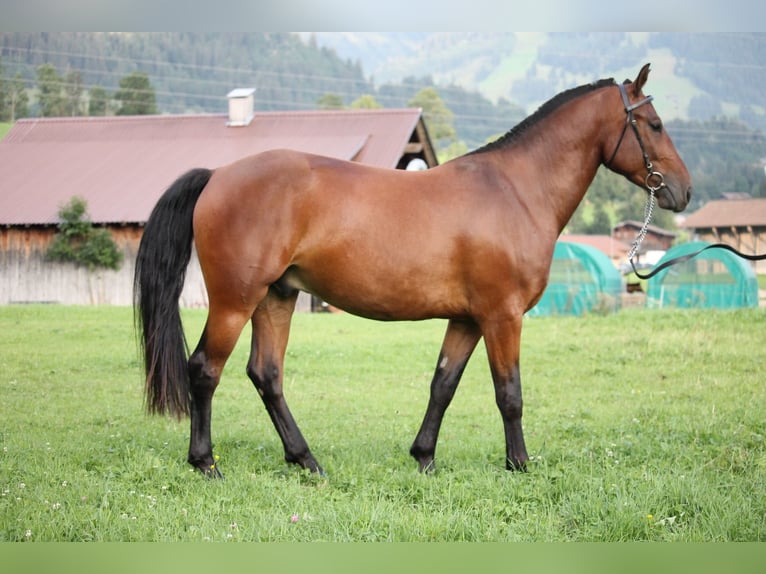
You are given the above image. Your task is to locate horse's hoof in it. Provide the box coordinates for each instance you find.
[417,459,437,474]
[300,462,326,477]
[191,460,224,479]
[506,458,528,472]
[204,465,224,479]
[289,454,324,477]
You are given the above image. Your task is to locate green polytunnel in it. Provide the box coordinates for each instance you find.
[646,241,759,309]
[527,241,623,316]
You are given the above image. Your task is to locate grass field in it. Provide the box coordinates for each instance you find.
[1,304,765,541]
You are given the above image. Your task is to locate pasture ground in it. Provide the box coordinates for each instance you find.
[1,305,765,543]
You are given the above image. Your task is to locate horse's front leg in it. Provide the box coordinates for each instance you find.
[410,319,481,472]
[482,314,529,471]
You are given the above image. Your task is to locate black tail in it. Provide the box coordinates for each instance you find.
[134,168,213,418]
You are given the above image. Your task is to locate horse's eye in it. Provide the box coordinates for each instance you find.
[649,121,663,133]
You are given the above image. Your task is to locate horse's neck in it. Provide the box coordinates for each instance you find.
[481,98,607,233]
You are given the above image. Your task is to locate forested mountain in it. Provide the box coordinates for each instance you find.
[0,32,371,113]
[1,32,765,219]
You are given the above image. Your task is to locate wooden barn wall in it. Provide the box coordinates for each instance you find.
[0,226,209,306]
[0,226,313,310]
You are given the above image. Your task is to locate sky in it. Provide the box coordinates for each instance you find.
[2,0,765,32]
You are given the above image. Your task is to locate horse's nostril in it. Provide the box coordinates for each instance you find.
[686,187,692,204]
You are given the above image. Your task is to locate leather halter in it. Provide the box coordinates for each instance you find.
[605,82,665,193]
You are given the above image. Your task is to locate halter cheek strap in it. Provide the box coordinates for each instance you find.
[605,83,665,193]
[606,81,668,271]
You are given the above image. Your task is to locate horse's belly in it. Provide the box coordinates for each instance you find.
[281,263,467,321]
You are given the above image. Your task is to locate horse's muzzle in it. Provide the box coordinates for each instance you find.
[657,184,692,213]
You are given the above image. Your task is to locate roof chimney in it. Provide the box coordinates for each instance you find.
[226,88,256,127]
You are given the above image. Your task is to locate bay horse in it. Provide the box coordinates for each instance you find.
[135,63,692,477]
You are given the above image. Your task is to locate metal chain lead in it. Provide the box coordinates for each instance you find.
[627,190,656,261]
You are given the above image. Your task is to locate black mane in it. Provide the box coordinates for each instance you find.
[468,77,616,156]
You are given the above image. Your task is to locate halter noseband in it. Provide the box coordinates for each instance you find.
[605,82,665,193]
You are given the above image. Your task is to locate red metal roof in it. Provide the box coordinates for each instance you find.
[682,198,766,229]
[0,108,428,225]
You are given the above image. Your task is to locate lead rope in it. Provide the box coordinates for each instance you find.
[627,190,766,280]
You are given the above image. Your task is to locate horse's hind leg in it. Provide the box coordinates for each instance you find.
[482,314,529,471]
[247,288,323,474]
[410,319,482,472]
[187,307,253,477]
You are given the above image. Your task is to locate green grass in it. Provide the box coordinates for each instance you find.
[0,123,11,140]
[1,305,765,541]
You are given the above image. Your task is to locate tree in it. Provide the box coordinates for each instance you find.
[586,203,612,234]
[88,86,110,116]
[0,57,6,120]
[317,93,344,110]
[408,87,456,148]
[566,201,588,234]
[36,63,67,117]
[617,189,677,231]
[0,57,25,122]
[7,73,30,120]
[350,94,382,109]
[114,72,158,115]
[63,69,85,116]
[438,141,469,163]
[46,197,123,270]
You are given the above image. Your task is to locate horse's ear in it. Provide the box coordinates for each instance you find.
[632,63,651,96]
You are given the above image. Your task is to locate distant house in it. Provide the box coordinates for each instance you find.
[612,220,677,256]
[681,198,766,273]
[0,92,437,306]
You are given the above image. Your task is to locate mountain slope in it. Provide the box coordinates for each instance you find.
[308,32,766,132]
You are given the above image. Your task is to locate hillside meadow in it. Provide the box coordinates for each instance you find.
[1,304,765,543]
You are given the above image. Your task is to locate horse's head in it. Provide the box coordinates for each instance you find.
[604,63,692,213]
